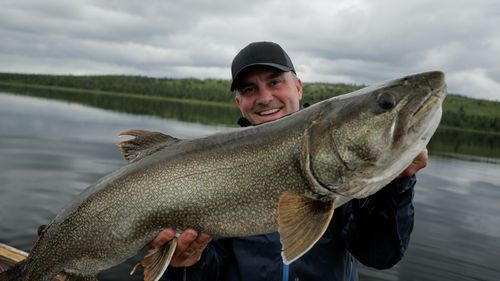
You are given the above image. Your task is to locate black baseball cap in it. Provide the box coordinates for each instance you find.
[230,41,296,91]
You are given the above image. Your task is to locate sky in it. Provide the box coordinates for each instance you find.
[1,0,499,101]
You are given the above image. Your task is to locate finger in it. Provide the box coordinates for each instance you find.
[183,233,212,257]
[171,233,212,267]
[399,149,429,177]
[179,233,212,262]
[172,229,198,258]
[400,166,417,177]
[415,149,428,163]
[413,149,428,169]
[148,228,176,249]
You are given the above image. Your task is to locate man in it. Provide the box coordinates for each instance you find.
[153,41,427,280]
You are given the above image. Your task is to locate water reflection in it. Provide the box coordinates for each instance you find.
[5,89,500,161]
[1,87,241,126]
[360,157,500,281]
[428,128,500,160]
[0,92,230,249]
[1,92,499,281]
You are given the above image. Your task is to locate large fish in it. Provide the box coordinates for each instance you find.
[0,71,447,281]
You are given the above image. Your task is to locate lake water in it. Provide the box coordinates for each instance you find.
[0,92,499,281]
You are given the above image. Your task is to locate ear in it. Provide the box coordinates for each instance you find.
[235,94,242,107]
[296,78,303,100]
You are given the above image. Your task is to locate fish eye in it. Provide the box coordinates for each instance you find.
[377,92,396,110]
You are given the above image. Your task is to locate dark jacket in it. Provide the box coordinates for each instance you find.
[164,115,416,281]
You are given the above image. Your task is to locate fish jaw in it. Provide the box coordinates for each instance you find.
[302,71,447,200]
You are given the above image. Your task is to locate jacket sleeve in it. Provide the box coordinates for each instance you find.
[341,175,416,269]
[163,240,228,281]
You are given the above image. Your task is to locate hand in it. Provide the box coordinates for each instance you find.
[398,149,428,178]
[148,228,212,267]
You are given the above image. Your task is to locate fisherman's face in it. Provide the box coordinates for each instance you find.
[234,66,303,125]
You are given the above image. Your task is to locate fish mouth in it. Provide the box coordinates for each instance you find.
[393,73,446,148]
[412,75,446,118]
[410,78,446,128]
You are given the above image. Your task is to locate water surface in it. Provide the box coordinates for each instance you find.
[0,92,499,281]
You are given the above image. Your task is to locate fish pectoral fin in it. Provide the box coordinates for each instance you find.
[59,272,98,281]
[277,193,335,264]
[130,238,177,281]
[118,129,181,163]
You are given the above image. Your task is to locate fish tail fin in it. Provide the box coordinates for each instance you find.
[0,260,26,281]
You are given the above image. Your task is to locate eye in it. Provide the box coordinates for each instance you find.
[240,86,255,96]
[269,78,281,87]
[377,92,396,110]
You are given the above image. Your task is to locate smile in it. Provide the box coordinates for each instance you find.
[257,108,281,116]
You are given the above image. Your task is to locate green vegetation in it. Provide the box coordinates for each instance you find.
[427,127,500,160]
[1,72,499,132]
[0,73,235,103]
[439,95,500,132]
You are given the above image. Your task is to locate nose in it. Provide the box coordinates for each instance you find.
[256,88,273,105]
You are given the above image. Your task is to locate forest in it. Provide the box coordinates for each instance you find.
[0,72,499,132]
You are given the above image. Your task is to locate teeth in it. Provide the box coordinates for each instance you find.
[259,108,280,116]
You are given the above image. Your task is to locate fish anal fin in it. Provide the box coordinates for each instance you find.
[130,238,177,281]
[277,193,335,264]
[118,129,181,163]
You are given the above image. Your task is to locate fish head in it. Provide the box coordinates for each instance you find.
[305,71,447,200]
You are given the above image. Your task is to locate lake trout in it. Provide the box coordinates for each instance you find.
[0,71,447,281]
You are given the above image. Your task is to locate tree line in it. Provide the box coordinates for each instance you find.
[0,72,499,132]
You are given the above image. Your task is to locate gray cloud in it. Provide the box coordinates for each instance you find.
[1,0,499,100]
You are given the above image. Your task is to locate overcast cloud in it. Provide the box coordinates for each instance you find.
[1,0,499,101]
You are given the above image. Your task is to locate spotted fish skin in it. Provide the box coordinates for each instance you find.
[0,71,447,281]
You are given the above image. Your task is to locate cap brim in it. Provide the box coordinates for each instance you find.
[230,63,294,91]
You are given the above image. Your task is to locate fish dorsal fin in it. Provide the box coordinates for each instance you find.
[277,193,335,264]
[130,238,177,281]
[119,129,181,163]
[37,224,47,236]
